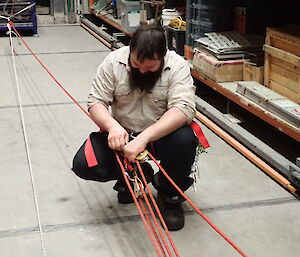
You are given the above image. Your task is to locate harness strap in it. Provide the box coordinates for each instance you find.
[190,121,210,149]
[84,123,209,168]
[85,135,98,167]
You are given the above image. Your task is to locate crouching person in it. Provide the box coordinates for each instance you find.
[72,25,199,231]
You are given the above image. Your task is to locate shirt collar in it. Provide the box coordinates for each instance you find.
[116,46,172,71]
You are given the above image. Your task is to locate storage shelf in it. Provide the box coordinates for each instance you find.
[89,8,133,36]
[192,70,300,142]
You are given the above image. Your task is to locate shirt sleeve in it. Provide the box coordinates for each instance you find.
[87,54,115,110]
[167,59,196,124]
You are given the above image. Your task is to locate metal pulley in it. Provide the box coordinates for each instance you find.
[135,150,149,163]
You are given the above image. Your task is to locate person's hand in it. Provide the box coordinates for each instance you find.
[123,136,148,162]
[107,125,129,151]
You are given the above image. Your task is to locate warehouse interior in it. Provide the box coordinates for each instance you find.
[0,1,300,257]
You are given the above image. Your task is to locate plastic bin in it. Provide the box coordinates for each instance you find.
[166,26,185,56]
[185,0,233,47]
[119,0,141,33]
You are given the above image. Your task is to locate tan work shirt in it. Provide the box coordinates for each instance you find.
[88,46,196,132]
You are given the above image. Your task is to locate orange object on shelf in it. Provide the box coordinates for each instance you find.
[184,45,194,60]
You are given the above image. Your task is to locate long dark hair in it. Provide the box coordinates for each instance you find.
[129,25,167,62]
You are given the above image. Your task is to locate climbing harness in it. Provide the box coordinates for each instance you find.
[6,23,249,257]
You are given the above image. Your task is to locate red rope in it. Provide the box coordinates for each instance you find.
[115,153,163,257]
[9,22,169,257]
[134,165,174,257]
[9,23,248,257]
[9,22,96,126]
[148,152,249,257]
[138,199,167,257]
[136,161,180,257]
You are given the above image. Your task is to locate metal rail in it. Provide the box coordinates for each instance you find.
[80,17,125,49]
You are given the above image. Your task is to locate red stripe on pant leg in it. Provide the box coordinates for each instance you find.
[84,135,98,167]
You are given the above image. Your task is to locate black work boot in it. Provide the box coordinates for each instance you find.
[152,172,192,231]
[157,191,185,231]
[114,162,154,204]
[115,180,134,204]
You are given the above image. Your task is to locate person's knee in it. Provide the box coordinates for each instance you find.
[170,126,198,149]
[71,165,91,181]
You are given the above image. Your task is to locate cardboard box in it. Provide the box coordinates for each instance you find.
[192,48,243,82]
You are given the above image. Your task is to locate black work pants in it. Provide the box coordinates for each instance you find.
[72,126,198,195]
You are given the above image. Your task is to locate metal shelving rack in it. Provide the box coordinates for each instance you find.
[0,0,37,34]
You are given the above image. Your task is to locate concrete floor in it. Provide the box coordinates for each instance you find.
[0,25,299,257]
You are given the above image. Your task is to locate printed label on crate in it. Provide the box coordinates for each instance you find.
[128,11,140,27]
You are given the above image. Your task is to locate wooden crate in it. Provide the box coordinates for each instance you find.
[266,26,300,56]
[264,45,300,104]
[192,48,243,82]
[243,61,264,84]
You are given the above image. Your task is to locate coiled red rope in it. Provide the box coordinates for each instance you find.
[8,22,248,257]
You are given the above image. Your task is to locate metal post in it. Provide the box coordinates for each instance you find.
[51,0,66,23]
